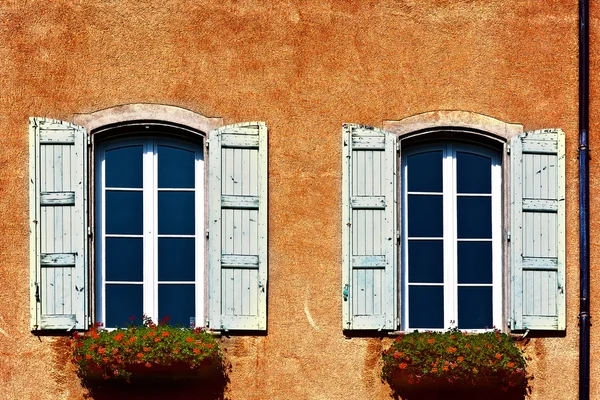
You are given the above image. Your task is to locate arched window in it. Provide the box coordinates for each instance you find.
[95,132,204,327]
[341,112,566,332]
[29,106,268,332]
[401,143,501,330]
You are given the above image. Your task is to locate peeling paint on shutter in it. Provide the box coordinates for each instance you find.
[29,117,88,331]
[342,124,397,330]
[510,129,565,330]
[208,122,267,331]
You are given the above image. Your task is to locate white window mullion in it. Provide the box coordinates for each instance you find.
[443,144,456,330]
[401,159,409,329]
[96,150,107,325]
[143,139,156,323]
[195,145,205,328]
[491,158,502,329]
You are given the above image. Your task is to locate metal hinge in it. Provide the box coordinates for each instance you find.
[205,229,209,239]
[506,144,510,154]
[342,284,349,301]
[205,139,209,148]
[396,141,400,152]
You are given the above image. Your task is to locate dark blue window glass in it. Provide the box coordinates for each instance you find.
[409,286,444,329]
[456,152,492,194]
[458,287,493,329]
[457,196,491,239]
[106,191,143,235]
[158,284,195,327]
[408,194,443,237]
[158,191,195,235]
[407,151,443,193]
[158,238,195,281]
[158,145,196,189]
[105,146,143,188]
[458,241,493,284]
[106,284,143,328]
[105,238,143,282]
[408,240,443,283]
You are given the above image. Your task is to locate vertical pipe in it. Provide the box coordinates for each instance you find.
[579,0,590,399]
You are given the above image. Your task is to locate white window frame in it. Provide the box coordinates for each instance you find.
[401,142,502,332]
[95,136,205,327]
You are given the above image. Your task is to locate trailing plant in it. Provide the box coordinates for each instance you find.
[71,316,221,381]
[382,329,527,392]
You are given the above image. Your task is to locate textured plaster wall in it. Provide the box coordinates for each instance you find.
[0,1,587,399]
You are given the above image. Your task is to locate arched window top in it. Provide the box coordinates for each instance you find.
[73,103,223,136]
[383,110,523,142]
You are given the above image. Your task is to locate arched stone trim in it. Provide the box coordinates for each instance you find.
[73,104,223,134]
[383,110,523,141]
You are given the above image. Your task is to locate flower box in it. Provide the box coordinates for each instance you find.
[382,330,528,397]
[71,317,223,382]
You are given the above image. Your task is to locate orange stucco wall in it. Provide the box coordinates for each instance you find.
[0,1,595,399]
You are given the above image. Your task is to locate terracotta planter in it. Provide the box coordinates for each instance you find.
[81,360,218,382]
[388,372,527,399]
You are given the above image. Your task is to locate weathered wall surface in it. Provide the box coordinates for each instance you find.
[0,1,588,399]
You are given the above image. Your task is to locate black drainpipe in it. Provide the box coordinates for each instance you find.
[579,0,590,399]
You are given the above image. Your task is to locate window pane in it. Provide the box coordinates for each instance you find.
[106,191,143,235]
[158,145,196,189]
[408,240,443,283]
[457,196,491,239]
[458,287,493,329]
[456,152,492,194]
[106,238,143,282]
[407,151,443,193]
[458,241,492,284]
[105,145,143,188]
[408,194,443,237]
[158,191,195,235]
[408,286,444,329]
[158,284,195,327]
[105,284,143,328]
[158,238,195,281]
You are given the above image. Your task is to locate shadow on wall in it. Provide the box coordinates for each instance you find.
[82,368,230,400]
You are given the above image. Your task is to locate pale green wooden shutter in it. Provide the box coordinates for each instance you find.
[208,122,267,331]
[342,124,397,330]
[510,129,565,330]
[29,118,89,331]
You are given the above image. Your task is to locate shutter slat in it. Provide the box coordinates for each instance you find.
[510,128,565,331]
[221,195,260,209]
[40,191,75,206]
[30,117,88,331]
[351,196,386,209]
[342,124,397,330]
[40,253,76,266]
[209,122,267,331]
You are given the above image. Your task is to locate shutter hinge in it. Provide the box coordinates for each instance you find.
[205,229,209,239]
[87,135,91,146]
[506,144,510,154]
[343,284,349,301]
[205,139,209,148]
[396,141,400,152]
[88,316,92,327]
[87,226,92,237]
[507,232,511,241]
[397,231,400,243]
[35,284,40,303]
